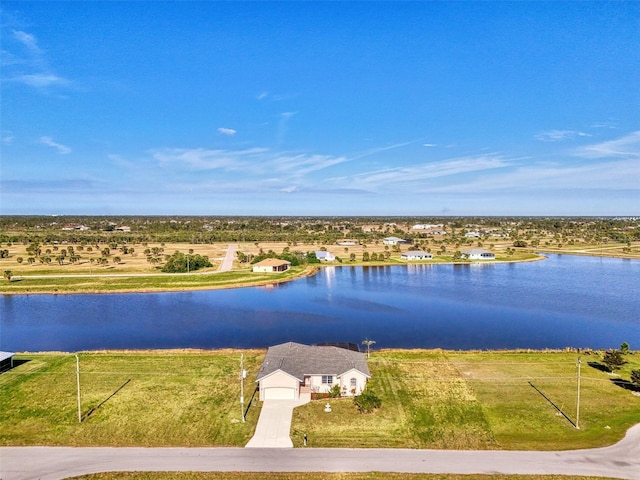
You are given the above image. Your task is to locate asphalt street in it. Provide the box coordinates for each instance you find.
[2,424,639,480]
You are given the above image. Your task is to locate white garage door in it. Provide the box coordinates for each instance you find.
[263,387,296,400]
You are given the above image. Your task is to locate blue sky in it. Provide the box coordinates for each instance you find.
[1,1,638,216]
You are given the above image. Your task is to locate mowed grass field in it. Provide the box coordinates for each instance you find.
[291,350,640,450]
[0,351,264,446]
[1,350,639,450]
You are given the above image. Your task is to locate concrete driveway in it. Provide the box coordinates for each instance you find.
[245,397,310,448]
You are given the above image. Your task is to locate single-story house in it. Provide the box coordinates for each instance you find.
[336,240,359,246]
[462,248,495,260]
[401,250,433,260]
[383,236,408,246]
[256,342,370,401]
[252,258,291,273]
[0,351,15,372]
[315,251,336,262]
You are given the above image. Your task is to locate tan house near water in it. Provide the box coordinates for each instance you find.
[252,258,291,273]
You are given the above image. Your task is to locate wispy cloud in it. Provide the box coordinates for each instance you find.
[2,28,71,90]
[217,127,237,136]
[39,136,71,154]
[152,147,267,171]
[348,140,416,161]
[534,130,591,142]
[1,132,15,144]
[272,153,347,177]
[13,30,42,55]
[11,73,70,88]
[334,154,510,188]
[574,131,640,159]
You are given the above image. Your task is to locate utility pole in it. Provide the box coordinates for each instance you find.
[576,356,581,430]
[75,354,82,423]
[240,354,246,423]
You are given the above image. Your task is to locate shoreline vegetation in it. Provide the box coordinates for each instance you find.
[1,349,638,452]
[1,215,638,295]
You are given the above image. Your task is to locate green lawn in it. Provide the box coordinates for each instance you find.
[0,267,309,294]
[0,351,264,446]
[2,350,638,450]
[291,350,640,450]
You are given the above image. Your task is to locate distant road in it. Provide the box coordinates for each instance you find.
[2,424,639,480]
[11,244,239,280]
[218,243,237,272]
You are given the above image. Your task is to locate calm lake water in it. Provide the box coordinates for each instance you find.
[1,255,638,352]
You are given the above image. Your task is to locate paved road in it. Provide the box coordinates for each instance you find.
[2,424,639,480]
[218,243,237,272]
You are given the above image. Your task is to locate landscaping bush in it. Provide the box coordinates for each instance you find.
[353,389,381,413]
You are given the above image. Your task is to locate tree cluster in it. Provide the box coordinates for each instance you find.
[161,252,212,273]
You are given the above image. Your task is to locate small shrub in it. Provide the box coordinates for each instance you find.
[353,389,381,413]
[328,384,341,398]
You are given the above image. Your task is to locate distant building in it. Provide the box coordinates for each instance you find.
[336,240,359,246]
[383,237,407,246]
[401,250,433,260]
[315,251,336,262]
[462,248,495,260]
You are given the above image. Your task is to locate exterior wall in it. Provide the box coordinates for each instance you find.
[252,263,290,273]
[308,374,335,394]
[338,369,369,396]
[259,370,300,400]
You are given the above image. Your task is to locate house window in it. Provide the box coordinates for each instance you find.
[350,377,357,388]
[321,375,333,385]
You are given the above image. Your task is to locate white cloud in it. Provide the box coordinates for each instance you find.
[535,130,591,142]
[280,185,298,193]
[13,30,42,55]
[3,28,71,91]
[39,136,71,154]
[1,133,15,144]
[272,154,347,177]
[11,73,70,88]
[423,143,437,147]
[574,131,640,159]
[152,147,267,171]
[217,127,237,136]
[335,154,510,188]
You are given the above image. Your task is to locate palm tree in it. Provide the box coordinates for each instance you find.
[362,339,376,359]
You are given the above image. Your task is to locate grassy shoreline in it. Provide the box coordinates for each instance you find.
[0,254,544,295]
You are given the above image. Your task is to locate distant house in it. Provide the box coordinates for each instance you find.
[401,250,433,260]
[336,240,359,246]
[462,248,495,260]
[252,258,291,273]
[383,237,408,246]
[256,342,370,401]
[315,251,336,262]
[0,351,14,372]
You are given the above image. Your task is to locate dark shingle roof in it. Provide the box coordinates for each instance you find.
[256,342,370,382]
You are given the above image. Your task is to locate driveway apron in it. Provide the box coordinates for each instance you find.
[245,398,310,448]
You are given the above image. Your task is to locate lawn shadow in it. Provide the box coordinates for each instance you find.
[610,378,640,393]
[529,381,577,428]
[587,361,611,373]
[83,378,131,421]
